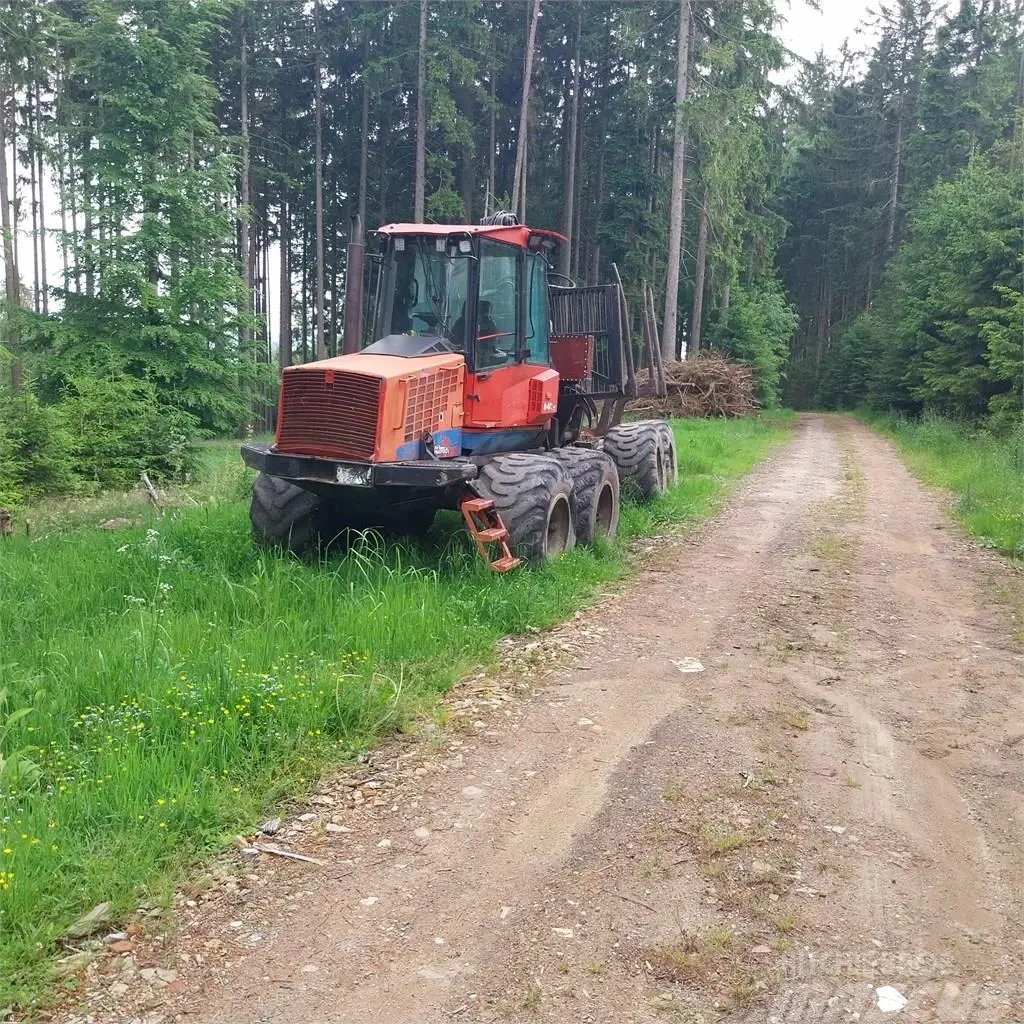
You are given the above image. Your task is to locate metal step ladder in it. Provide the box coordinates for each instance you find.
[460,497,520,572]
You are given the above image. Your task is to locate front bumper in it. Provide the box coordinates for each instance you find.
[241,444,478,490]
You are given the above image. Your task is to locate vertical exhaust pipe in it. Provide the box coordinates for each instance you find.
[342,213,365,354]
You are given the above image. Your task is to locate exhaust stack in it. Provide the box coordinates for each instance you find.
[342,213,365,355]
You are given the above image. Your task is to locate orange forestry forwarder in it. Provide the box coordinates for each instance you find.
[242,212,674,569]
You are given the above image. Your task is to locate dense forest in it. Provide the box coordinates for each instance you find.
[0,0,1021,507]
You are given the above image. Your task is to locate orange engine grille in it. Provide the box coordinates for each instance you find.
[277,369,381,460]
[404,369,459,442]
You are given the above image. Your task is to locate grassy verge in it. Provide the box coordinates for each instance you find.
[865,413,1024,559]
[0,413,792,1008]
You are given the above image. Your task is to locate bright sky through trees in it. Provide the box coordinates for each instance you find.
[783,0,878,61]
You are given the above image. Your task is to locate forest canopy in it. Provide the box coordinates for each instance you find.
[0,0,1022,507]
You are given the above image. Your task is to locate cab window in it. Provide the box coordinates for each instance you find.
[477,239,519,369]
[381,238,469,345]
[525,252,550,364]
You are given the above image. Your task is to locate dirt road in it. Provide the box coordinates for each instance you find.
[74,415,1024,1024]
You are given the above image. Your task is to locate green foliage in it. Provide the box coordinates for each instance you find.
[0,416,791,1009]
[0,387,75,508]
[815,312,885,411]
[0,371,199,506]
[823,151,1023,419]
[778,0,1023,409]
[56,370,200,488]
[979,282,1024,431]
[19,0,261,438]
[910,0,1022,200]
[0,690,43,795]
[708,279,797,407]
[867,412,1024,558]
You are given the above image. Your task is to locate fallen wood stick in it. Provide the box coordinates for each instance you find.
[250,844,326,866]
[140,472,164,516]
[599,889,658,913]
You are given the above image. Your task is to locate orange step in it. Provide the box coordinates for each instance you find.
[459,493,520,573]
[474,526,509,543]
[490,555,521,573]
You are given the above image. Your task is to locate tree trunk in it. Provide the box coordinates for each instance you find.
[379,111,388,225]
[68,141,81,294]
[458,83,475,221]
[0,78,22,391]
[559,1,582,276]
[262,217,272,362]
[358,42,369,233]
[57,127,70,289]
[239,12,253,362]
[313,0,326,359]
[886,102,904,253]
[27,98,40,314]
[661,0,691,361]
[55,66,71,292]
[1016,41,1024,138]
[589,135,605,285]
[329,195,339,355]
[571,70,585,281]
[301,214,309,363]
[815,277,828,365]
[413,0,427,221]
[521,103,529,220]
[35,82,47,315]
[81,129,95,298]
[279,199,292,369]
[512,0,541,219]
[486,61,496,215]
[691,186,709,354]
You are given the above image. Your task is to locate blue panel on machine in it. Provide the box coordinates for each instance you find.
[395,428,464,461]
[461,428,546,456]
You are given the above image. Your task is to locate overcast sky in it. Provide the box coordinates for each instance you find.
[779,0,878,64]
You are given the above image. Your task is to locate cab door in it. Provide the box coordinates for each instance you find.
[464,242,558,430]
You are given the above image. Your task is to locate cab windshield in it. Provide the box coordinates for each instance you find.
[374,237,470,349]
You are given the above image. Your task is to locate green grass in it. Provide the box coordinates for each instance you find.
[867,413,1024,559]
[14,436,272,536]
[0,414,791,1009]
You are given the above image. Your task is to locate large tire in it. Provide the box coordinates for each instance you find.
[648,419,678,488]
[601,421,672,501]
[475,453,575,564]
[551,448,620,545]
[250,472,325,554]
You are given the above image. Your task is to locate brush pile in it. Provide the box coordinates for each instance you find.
[633,354,756,418]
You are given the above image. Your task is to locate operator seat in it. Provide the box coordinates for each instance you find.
[450,301,500,363]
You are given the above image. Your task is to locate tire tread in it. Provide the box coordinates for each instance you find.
[475,453,575,563]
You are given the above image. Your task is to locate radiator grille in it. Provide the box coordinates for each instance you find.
[277,369,381,460]
[404,369,460,442]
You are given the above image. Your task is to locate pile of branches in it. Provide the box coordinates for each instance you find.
[632,354,757,418]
